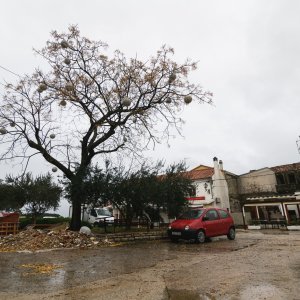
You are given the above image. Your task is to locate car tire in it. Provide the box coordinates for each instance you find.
[196,230,206,244]
[93,222,99,227]
[227,227,235,240]
[170,238,179,243]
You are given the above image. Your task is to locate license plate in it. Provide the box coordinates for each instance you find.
[172,232,181,236]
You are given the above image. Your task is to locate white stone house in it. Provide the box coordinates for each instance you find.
[186,157,232,211]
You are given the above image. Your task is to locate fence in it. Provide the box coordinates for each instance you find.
[94,218,168,233]
[251,219,287,229]
[0,212,20,236]
[0,222,19,236]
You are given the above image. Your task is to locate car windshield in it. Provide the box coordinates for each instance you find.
[178,209,204,219]
[95,208,112,217]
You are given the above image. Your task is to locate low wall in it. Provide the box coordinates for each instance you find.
[231,212,251,226]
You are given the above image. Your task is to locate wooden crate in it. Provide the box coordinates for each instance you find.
[0,222,19,236]
[0,213,20,235]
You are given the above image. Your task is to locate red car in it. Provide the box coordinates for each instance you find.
[167,208,235,243]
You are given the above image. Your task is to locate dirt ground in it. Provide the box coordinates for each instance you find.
[0,230,300,300]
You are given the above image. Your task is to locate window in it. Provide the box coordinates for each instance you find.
[205,209,219,221]
[178,209,204,220]
[276,174,285,185]
[219,210,229,219]
[288,173,296,184]
[90,209,97,217]
[96,208,112,217]
[189,186,196,197]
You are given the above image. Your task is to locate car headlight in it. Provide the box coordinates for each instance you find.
[168,225,172,230]
[184,225,190,230]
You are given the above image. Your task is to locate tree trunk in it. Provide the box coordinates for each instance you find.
[69,173,85,231]
[70,200,82,231]
[125,204,132,229]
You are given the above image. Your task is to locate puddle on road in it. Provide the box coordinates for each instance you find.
[167,238,258,254]
[0,244,175,293]
[239,284,284,300]
[0,239,261,294]
[168,284,285,300]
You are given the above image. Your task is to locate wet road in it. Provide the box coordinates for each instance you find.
[0,235,256,294]
[0,242,176,293]
[1,230,300,299]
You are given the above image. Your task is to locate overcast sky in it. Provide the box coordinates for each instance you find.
[1,1,300,214]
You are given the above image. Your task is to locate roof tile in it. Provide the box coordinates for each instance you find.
[185,166,214,180]
[270,162,300,173]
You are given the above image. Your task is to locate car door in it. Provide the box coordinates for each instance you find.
[202,209,221,237]
[88,208,97,224]
[218,209,233,234]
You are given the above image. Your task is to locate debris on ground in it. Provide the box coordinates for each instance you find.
[79,226,92,235]
[19,263,62,276]
[0,228,114,252]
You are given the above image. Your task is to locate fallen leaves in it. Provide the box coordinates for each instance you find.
[20,263,62,276]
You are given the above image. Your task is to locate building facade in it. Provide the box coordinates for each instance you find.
[240,163,300,225]
[185,160,300,226]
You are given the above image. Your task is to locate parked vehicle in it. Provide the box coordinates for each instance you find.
[83,207,114,226]
[167,208,235,243]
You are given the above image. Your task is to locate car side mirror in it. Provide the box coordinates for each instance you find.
[202,216,209,221]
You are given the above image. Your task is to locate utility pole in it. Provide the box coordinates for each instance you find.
[297,136,300,155]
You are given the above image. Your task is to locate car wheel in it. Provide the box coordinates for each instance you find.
[196,230,206,244]
[93,222,99,227]
[227,227,235,240]
[170,238,179,243]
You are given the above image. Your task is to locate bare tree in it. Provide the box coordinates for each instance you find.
[0,26,212,230]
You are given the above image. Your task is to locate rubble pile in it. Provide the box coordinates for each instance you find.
[0,229,111,252]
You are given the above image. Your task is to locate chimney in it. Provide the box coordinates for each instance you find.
[212,157,230,210]
[219,160,223,171]
[213,157,219,174]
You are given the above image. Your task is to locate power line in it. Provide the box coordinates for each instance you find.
[0,64,21,78]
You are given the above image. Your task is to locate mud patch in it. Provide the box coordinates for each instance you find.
[239,284,284,300]
[167,289,213,300]
[232,242,258,251]
[291,263,300,278]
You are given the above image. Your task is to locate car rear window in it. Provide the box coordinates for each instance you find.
[219,210,229,219]
[178,209,204,219]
